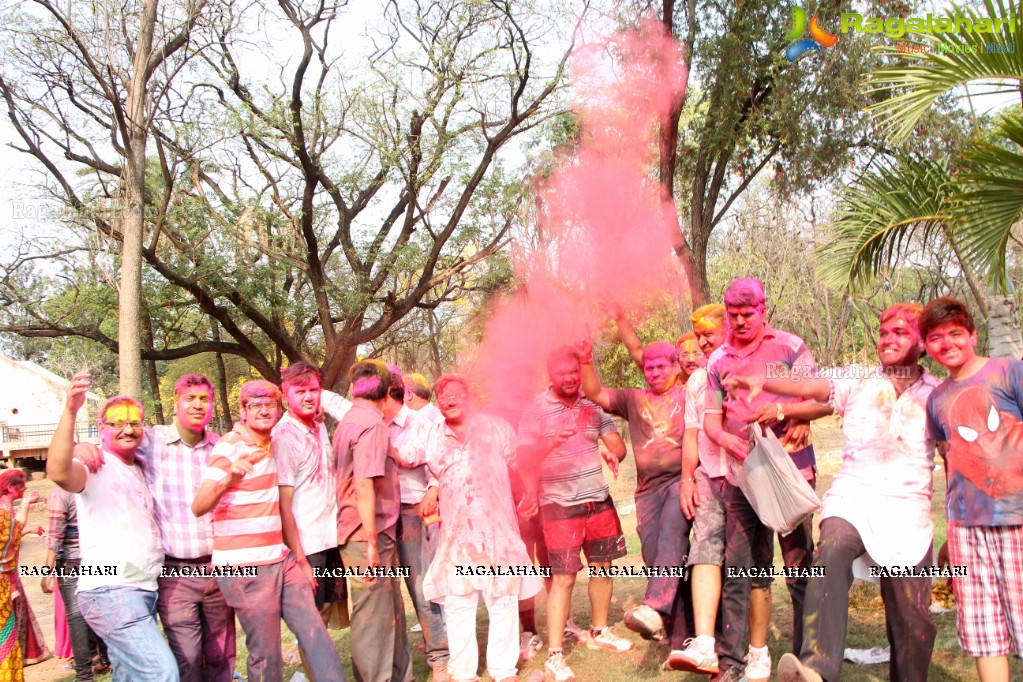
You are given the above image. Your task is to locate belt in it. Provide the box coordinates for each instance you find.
[164,555,213,564]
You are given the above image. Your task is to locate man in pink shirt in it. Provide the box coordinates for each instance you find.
[704,278,830,682]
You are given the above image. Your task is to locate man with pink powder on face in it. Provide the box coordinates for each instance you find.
[578,335,694,653]
[48,372,177,682]
[74,374,235,682]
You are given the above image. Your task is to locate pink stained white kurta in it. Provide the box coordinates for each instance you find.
[422,414,542,604]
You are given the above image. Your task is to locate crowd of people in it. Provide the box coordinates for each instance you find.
[0,275,1014,682]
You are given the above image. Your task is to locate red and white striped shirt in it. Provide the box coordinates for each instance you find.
[203,422,286,567]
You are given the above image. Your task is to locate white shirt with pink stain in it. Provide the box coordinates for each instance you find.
[422,414,543,603]
[824,366,940,570]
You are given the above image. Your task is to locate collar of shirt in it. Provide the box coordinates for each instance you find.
[230,421,272,462]
[276,410,318,437]
[158,422,217,449]
[542,388,582,408]
[390,404,412,430]
[721,324,778,360]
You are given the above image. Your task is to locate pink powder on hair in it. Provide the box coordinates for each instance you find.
[352,375,382,398]
[465,15,689,424]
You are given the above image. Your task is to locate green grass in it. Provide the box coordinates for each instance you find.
[47,416,1023,680]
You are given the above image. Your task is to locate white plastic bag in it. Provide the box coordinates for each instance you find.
[732,423,821,535]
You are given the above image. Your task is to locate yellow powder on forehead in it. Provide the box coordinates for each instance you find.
[692,316,724,332]
[106,404,141,422]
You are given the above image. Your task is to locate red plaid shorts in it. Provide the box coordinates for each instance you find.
[947,523,1023,657]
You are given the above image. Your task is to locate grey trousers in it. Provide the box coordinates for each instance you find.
[340,534,413,682]
[800,517,936,682]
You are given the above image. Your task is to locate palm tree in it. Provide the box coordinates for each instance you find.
[819,0,1023,357]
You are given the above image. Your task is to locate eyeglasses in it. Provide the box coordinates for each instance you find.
[104,420,143,431]
[245,401,278,412]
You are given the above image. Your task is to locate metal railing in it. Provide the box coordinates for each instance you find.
[0,422,98,443]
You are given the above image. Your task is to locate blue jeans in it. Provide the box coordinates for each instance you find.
[78,585,179,682]
[398,506,449,669]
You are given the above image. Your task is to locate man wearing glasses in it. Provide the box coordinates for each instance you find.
[192,381,346,682]
[47,371,178,681]
[74,374,236,681]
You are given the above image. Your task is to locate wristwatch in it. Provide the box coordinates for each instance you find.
[775,403,785,422]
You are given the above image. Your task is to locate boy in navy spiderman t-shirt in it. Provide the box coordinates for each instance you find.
[922,297,1023,682]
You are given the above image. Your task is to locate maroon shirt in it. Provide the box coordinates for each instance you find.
[333,403,401,544]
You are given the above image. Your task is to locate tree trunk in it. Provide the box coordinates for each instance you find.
[140,311,165,423]
[117,0,161,398]
[210,317,232,430]
[985,289,1023,359]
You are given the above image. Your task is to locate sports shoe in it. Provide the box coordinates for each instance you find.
[663,636,719,673]
[624,604,665,641]
[744,645,772,682]
[710,667,744,682]
[586,626,634,652]
[544,652,575,682]
[520,632,542,662]
[777,653,823,682]
[563,618,588,643]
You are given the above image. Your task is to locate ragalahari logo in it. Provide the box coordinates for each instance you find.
[784,7,839,62]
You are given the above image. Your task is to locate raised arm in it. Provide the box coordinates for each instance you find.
[608,303,644,371]
[576,338,612,411]
[46,371,90,493]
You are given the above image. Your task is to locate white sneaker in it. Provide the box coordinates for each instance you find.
[519,632,542,662]
[543,652,575,682]
[663,636,719,673]
[586,626,633,652]
[563,618,588,643]
[744,645,772,682]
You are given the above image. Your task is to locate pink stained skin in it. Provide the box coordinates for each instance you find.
[284,376,321,428]
[437,382,471,426]
[99,402,143,463]
[643,356,678,395]
[467,17,690,422]
[176,386,214,434]
[725,304,766,346]
[678,339,706,377]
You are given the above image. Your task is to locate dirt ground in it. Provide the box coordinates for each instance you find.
[19,473,73,682]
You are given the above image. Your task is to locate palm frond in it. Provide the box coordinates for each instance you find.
[866,0,1023,142]
[949,113,1023,290]
[817,154,954,289]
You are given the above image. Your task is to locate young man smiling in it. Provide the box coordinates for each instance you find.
[518,346,630,682]
[192,380,346,682]
[920,297,1023,682]
[726,303,939,682]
